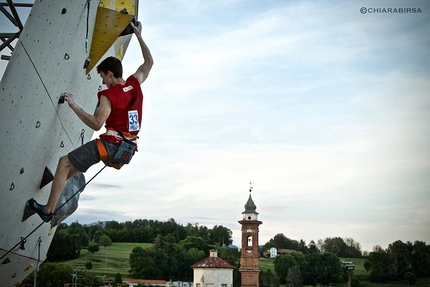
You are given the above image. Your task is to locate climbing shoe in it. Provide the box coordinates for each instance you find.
[28,198,53,222]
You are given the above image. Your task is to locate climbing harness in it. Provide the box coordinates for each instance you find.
[96,129,137,169]
[0,165,107,262]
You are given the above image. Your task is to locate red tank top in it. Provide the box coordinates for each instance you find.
[98,76,143,143]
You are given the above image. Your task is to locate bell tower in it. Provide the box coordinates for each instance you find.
[239,182,262,287]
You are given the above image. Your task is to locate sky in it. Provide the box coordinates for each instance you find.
[1,0,430,253]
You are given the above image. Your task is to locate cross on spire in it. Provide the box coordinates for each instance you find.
[249,180,253,193]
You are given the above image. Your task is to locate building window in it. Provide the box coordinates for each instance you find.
[221,284,227,287]
[196,284,201,287]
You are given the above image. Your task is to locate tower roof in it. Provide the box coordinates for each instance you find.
[242,193,258,214]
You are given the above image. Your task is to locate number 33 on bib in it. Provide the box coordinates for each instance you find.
[129,110,139,132]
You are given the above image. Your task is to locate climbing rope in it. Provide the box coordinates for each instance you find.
[0,165,107,262]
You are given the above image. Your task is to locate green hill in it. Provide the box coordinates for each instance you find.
[65,242,152,280]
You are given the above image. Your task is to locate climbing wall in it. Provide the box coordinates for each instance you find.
[0,0,137,285]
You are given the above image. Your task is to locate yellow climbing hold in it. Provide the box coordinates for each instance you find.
[24,263,34,271]
[86,0,137,73]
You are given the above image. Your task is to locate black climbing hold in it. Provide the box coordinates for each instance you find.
[40,166,54,189]
[61,8,67,14]
[1,258,11,265]
[35,121,41,128]
[83,57,90,69]
[10,182,15,190]
[22,199,36,222]
[20,167,24,174]
[19,237,26,250]
[120,19,136,36]
[58,93,65,104]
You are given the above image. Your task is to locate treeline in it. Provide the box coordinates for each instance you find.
[364,240,430,284]
[269,251,347,286]
[47,219,233,261]
[129,234,240,282]
[40,219,430,287]
[89,218,233,246]
[260,233,362,258]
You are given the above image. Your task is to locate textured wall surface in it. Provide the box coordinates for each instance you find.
[0,0,135,285]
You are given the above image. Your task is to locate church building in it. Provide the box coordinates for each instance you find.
[191,249,235,287]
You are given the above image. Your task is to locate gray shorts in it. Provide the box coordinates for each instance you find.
[68,138,121,172]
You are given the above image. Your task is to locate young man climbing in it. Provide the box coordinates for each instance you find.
[28,21,153,222]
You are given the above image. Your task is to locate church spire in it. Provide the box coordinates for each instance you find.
[242,181,258,220]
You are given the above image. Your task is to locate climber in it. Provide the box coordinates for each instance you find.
[27,20,153,222]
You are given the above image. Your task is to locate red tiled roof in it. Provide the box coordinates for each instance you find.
[191,256,235,269]
[277,249,297,253]
[124,279,168,285]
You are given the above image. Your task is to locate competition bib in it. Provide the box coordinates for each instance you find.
[128,110,139,132]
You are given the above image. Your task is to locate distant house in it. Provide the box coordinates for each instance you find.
[269,247,277,258]
[123,279,168,287]
[269,248,300,258]
[191,249,235,287]
[167,281,193,287]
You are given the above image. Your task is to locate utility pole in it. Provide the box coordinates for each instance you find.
[344,262,355,287]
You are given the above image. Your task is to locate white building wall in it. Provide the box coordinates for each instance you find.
[193,268,233,287]
[270,247,277,258]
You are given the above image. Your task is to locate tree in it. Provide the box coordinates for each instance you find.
[209,225,233,246]
[404,272,416,286]
[129,246,157,278]
[218,246,241,267]
[79,270,104,287]
[93,229,105,243]
[411,241,430,278]
[302,252,344,286]
[34,262,73,287]
[88,242,100,254]
[307,240,320,254]
[99,235,112,248]
[179,235,209,253]
[260,269,280,287]
[364,248,390,283]
[274,254,299,284]
[85,261,93,270]
[286,266,302,287]
[302,253,321,286]
[68,221,90,247]
[386,240,413,279]
[318,252,344,285]
[47,230,81,261]
[114,272,123,286]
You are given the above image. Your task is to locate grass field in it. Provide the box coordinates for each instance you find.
[66,242,152,280]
